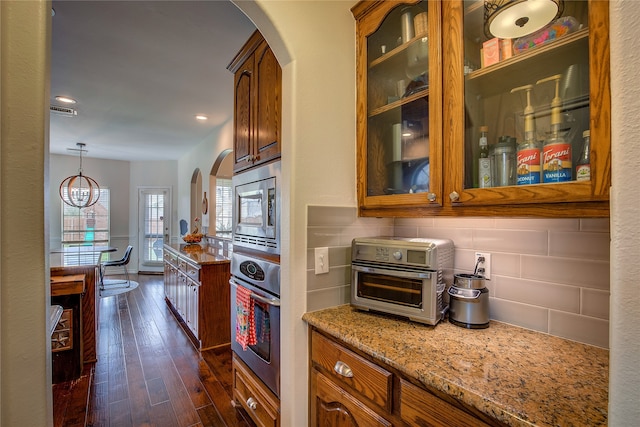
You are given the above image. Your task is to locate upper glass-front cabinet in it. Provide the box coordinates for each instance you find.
[354,0,610,217]
[443,0,610,216]
[353,0,443,211]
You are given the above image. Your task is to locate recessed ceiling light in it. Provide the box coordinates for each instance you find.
[55,96,76,104]
[195,115,208,121]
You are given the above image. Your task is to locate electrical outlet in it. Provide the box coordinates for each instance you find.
[474,252,491,280]
[315,247,329,275]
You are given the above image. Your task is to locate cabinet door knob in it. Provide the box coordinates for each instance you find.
[333,360,354,378]
[427,192,437,202]
[449,191,460,202]
[246,397,258,410]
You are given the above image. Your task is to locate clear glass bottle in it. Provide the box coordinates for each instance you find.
[576,130,591,181]
[478,126,491,188]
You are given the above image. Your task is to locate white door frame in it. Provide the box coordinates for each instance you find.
[138,186,172,273]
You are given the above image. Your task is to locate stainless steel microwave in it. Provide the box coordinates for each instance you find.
[232,160,281,255]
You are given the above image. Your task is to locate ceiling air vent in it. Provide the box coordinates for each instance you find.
[50,105,77,116]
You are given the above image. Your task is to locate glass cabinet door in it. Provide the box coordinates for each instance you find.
[443,0,610,214]
[355,0,442,211]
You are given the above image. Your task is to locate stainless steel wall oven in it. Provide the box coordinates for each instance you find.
[230,248,281,397]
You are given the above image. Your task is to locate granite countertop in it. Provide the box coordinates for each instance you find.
[164,243,230,266]
[303,305,608,427]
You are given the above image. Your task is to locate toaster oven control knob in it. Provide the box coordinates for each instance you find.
[246,397,258,410]
[393,251,403,260]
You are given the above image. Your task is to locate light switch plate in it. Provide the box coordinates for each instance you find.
[315,247,329,274]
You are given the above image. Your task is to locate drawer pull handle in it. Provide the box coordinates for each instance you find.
[333,361,354,378]
[246,397,258,410]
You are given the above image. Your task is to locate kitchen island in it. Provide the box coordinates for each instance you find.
[163,243,231,350]
[303,305,608,427]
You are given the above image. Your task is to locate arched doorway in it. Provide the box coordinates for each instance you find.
[190,168,203,233]
[209,149,233,237]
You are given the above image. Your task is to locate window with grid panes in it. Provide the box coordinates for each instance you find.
[216,178,232,236]
[61,188,110,264]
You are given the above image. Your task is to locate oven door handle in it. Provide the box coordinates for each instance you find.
[352,264,432,279]
[230,279,281,307]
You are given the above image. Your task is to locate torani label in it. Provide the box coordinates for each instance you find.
[517,148,541,185]
[543,143,572,182]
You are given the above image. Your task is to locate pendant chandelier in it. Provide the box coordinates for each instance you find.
[484,0,564,39]
[59,142,101,208]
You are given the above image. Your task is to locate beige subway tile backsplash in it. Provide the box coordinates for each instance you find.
[493,276,580,313]
[582,288,610,320]
[306,207,611,348]
[496,218,580,231]
[521,255,609,290]
[307,285,350,312]
[549,310,609,348]
[489,297,549,332]
[472,228,549,255]
[548,231,610,260]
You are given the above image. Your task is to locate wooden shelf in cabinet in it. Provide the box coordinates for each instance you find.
[465,28,589,96]
[369,89,429,117]
[369,31,429,69]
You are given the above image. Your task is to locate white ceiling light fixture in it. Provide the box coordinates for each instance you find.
[55,96,77,104]
[484,0,563,39]
[195,115,208,121]
[59,143,101,208]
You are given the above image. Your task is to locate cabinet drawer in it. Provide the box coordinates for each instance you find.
[183,261,200,281]
[400,379,491,427]
[233,354,279,427]
[311,331,392,411]
[312,369,392,427]
[163,251,177,266]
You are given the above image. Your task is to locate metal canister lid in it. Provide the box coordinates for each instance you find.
[491,136,515,154]
[454,273,486,289]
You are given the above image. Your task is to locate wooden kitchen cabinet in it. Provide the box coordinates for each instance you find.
[232,352,280,427]
[309,328,506,427]
[352,0,444,212]
[353,0,610,218]
[163,244,230,350]
[228,30,282,174]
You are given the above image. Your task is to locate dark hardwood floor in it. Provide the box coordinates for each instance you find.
[53,273,254,427]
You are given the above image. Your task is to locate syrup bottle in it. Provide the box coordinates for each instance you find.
[478,126,492,188]
[576,130,591,181]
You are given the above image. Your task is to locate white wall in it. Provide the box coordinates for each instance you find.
[0,2,52,425]
[177,119,234,233]
[609,1,640,423]
[50,155,131,260]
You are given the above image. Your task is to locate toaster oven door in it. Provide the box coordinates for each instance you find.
[352,264,433,309]
[351,264,443,324]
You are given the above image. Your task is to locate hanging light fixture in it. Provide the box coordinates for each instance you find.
[59,143,101,208]
[484,0,564,39]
